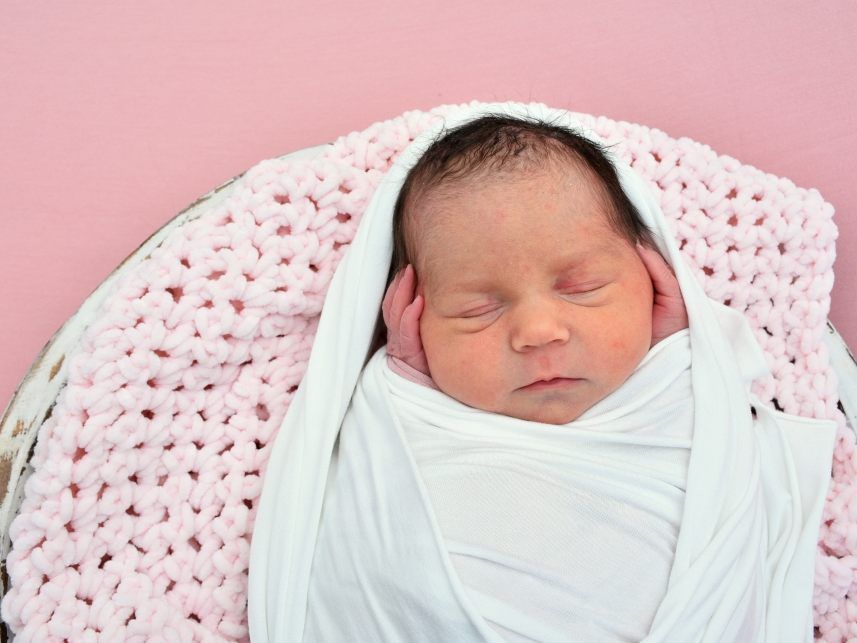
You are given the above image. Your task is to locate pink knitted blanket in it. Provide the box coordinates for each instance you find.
[2,101,854,641]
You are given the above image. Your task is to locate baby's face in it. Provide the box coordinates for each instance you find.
[415,161,654,425]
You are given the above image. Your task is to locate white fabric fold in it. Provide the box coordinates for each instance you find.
[301,330,691,642]
[248,101,837,642]
[384,328,695,641]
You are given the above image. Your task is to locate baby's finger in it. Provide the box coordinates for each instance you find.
[382,272,398,312]
[636,243,679,295]
[389,264,417,323]
[399,294,425,354]
[382,269,405,328]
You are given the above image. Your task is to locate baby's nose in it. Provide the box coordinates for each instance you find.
[510,301,571,352]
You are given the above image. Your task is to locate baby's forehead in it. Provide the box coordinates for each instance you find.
[403,155,625,287]
[411,161,611,235]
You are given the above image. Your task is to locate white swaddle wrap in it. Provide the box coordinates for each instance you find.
[305,328,695,642]
[247,102,837,642]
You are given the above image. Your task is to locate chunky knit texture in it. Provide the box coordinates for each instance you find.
[2,101,854,641]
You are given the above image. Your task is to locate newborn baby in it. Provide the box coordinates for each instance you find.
[327,115,699,641]
[380,114,689,424]
[252,106,837,643]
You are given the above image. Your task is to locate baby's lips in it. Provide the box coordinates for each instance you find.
[516,377,585,393]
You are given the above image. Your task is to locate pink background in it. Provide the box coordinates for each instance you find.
[1,2,855,409]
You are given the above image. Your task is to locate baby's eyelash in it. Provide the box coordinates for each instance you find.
[455,284,610,318]
[561,286,603,295]
[459,305,501,318]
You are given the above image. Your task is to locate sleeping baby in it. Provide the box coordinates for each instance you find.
[248,103,837,643]
[366,114,693,640]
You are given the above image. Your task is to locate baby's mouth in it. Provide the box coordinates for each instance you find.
[517,377,583,392]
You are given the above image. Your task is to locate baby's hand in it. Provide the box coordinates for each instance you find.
[636,243,689,346]
[382,264,431,377]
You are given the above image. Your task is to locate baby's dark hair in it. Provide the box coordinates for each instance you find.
[389,113,656,281]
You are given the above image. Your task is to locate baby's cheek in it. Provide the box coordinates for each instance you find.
[614,277,654,345]
[421,322,503,406]
[594,311,649,374]
[420,318,465,385]
[419,315,445,367]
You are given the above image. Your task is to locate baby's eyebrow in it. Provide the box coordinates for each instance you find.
[439,279,496,296]
[551,253,602,277]
[553,254,597,275]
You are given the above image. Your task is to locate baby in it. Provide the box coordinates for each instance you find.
[378,114,689,425]
[253,108,837,643]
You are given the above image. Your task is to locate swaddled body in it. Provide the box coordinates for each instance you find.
[399,331,694,641]
[351,116,694,640]
[248,103,837,643]
[305,330,695,641]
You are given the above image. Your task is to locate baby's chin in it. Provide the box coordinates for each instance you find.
[461,393,596,426]
[502,404,588,426]
[432,378,608,426]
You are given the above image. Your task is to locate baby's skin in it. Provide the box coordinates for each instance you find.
[383,161,688,425]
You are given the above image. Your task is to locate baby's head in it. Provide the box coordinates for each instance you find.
[387,114,658,425]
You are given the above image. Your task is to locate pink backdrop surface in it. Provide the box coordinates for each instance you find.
[1,1,855,409]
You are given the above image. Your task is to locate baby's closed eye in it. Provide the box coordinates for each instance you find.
[439,301,504,331]
[458,302,503,319]
[558,282,611,300]
[449,284,614,324]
